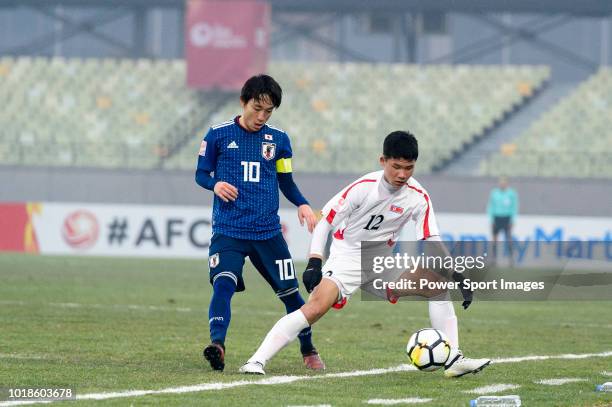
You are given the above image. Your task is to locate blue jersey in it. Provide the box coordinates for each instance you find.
[197,118,294,240]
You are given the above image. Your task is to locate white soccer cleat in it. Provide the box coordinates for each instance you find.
[239,361,266,375]
[444,351,490,378]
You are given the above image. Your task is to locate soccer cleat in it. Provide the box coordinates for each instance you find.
[303,350,326,370]
[444,351,491,378]
[239,361,265,375]
[203,342,225,371]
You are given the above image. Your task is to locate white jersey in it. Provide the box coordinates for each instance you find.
[321,170,439,259]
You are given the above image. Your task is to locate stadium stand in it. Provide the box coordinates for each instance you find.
[0,57,549,174]
[172,62,549,173]
[480,67,612,178]
[0,56,218,169]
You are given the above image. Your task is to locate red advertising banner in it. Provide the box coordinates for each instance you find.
[0,202,40,253]
[186,0,270,90]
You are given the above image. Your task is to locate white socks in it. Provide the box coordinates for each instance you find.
[428,292,459,349]
[249,309,309,365]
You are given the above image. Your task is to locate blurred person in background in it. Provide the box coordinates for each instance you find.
[487,177,519,266]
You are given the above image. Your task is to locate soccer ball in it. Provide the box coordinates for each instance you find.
[406,328,452,371]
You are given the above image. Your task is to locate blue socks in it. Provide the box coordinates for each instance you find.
[209,277,314,355]
[280,291,315,355]
[208,276,237,345]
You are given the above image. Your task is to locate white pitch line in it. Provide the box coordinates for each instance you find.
[286,405,331,407]
[535,378,587,386]
[1,351,611,407]
[0,300,281,316]
[492,350,612,363]
[602,371,612,377]
[0,300,193,313]
[464,384,520,394]
[0,353,48,360]
[366,398,432,405]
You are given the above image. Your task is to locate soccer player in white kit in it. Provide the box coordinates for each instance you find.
[240,131,491,377]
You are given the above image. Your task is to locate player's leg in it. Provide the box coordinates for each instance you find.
[491,218,500,264]
[386,268,458,345]
[503,219,514,267]
[421,283,490,377]
[204,234,247,371]
[249,235,321,367]
[386,269,489,377]
[240,278,339,374]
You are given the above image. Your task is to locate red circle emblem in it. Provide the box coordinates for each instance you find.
[62,210,99,250]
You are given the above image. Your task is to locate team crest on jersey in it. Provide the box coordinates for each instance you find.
[209,253,219,268]
[264,134,273,140]
[389,205,404,214]
[262,142,276,160]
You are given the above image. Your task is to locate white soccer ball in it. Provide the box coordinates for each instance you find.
[406,328,452,371]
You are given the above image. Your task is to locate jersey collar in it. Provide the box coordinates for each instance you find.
[235,116,265,134]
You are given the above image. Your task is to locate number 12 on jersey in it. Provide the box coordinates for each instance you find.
[364,215,384,230]
[241,161,260,182]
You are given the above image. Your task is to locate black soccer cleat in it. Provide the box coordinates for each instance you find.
[203,342,225,371]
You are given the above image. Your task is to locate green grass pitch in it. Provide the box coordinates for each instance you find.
[0,253,611,406]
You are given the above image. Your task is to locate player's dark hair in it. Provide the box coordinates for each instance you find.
[383,131,419,161]
[240,74,282,108]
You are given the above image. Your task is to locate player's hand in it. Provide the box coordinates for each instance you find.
[214,182,238,202]
[297,204,317,233]
[452,271,473,309]
[303,257,323,293]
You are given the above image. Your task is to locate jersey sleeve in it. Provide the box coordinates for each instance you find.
[412,192,440,240]
[320,179,369,229]
[276,132,293,174]
[309,219,332,257]
[196,128,218,172]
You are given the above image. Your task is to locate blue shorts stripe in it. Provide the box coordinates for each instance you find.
[277,287,299,298]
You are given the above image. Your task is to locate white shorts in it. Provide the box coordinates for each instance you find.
[322,254,404,308]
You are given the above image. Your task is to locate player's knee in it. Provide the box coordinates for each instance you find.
[301,299,329,325]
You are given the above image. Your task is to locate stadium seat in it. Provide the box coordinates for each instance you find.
[0,58,550,173]
[481,67,612,178]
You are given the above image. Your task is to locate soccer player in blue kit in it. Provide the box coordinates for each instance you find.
[195,75,325,372]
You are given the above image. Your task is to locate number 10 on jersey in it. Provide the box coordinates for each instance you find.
[241,161,260,182]
[275,259,295,280]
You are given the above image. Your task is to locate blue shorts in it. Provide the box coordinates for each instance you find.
[208,233,299,297]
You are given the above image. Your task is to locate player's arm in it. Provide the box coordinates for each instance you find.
[302,181,363,292]
[195,129,237,202]
[302,220,332,292]
[277,166,316,232]
[277,135,316,231]
[195,129,217,191]
[276,159,307,206]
